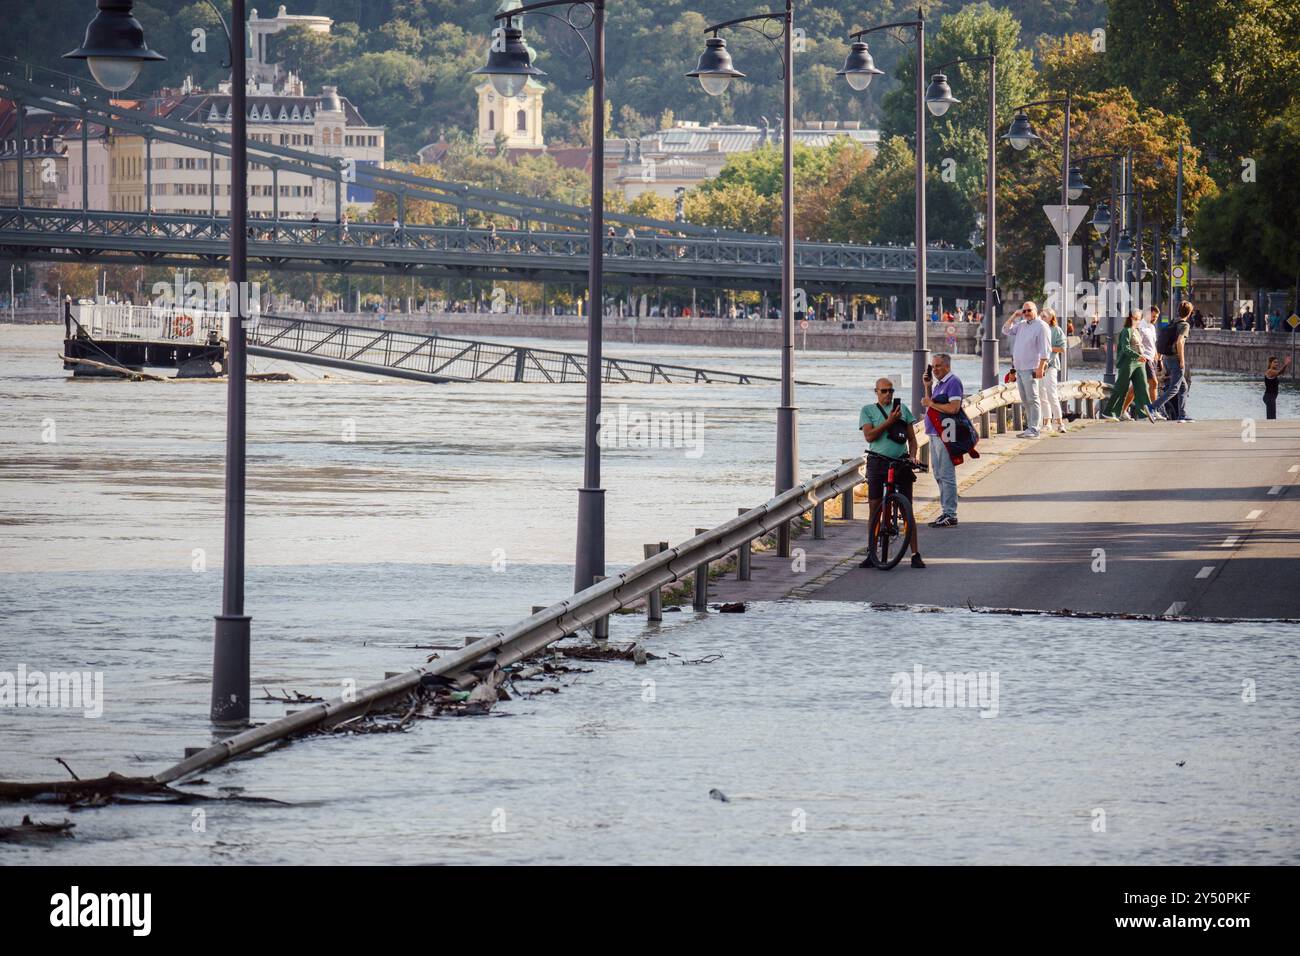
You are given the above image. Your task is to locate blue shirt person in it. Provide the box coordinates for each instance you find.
[921,354,963,524]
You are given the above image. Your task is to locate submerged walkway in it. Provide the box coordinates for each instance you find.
[710,420,1300,618]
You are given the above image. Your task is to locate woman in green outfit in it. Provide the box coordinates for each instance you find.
[1103,311,1156,421]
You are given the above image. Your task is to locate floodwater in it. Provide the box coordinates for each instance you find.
[2,322,1297,864]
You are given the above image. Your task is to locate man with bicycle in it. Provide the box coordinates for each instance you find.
[858,378,926,569]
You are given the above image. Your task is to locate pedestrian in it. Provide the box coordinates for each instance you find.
[390,217,401,245]
[920,353,963,527]
[1136,305,1161,411]
[1151,301,1194,421]
[1102,310,1156,421]
[1002,301,1050,438]
[1264,356,1291,419]
[624,226,636,256]
[1039,307,1067,433]
[858,378,925,569]
[340,213,349,242]
[487,221,498,250]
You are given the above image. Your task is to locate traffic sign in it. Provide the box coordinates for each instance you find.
[1042,205,1090,240]
[1288,313,1299,329]
[799,319,809,330]
[1171,263,1188,288]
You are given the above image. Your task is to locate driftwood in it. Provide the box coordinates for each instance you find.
[61,354,171,382]
[247,371,297,382]
[0,815,76,842]
[0,771,288,806]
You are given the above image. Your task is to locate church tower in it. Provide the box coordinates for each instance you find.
[476,78,545,151]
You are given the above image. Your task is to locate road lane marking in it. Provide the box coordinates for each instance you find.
[1222,536,1239,547]
[1196,566,1215,579]
[1268,485,1282,495]
[1247,510,1263,519]
[1163,601,1186,617]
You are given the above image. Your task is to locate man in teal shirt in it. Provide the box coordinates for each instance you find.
[858,378,925,569]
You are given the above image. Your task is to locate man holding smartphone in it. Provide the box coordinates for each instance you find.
[858,378,925,569]
[1001,301,1051,438]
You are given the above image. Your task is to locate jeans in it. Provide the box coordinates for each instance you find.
[1016,369,1043,432]
[1037,366,1061,422]
[1152,354,1187,417]
[930,439,958,517]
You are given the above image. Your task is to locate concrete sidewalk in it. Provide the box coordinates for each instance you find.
[708,418,1078,604]
[807,420,1300,618]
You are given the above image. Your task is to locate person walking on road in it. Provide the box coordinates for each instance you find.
[859,378,925,569]
[1039,307,1067,433]
[1152,301,1193,421]
[1103,311,1156,421]
[1137,306,1161,411]
[1002,301,1051,438]
[921,354,963,527]
[1264,356,1292,419]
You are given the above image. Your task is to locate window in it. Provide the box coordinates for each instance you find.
[517,109,526,132]
[488,110,495,131]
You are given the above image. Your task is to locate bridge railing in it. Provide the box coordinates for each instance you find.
[3,207,986,278]
[155,377,1110,784]
[72,301,228,345]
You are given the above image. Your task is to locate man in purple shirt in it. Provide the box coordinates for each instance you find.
[921,352,963,527]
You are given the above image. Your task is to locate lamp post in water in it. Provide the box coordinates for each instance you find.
[69,0,255,726]
[687,0,798,556]
[475,1,608,591]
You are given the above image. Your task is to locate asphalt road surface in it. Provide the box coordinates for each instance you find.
[811,419,1300,618]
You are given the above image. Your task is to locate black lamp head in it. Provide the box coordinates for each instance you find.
[64,0,165,93]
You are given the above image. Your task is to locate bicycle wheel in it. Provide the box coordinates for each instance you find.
[872,493,914,570]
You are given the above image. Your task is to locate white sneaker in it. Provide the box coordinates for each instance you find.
[1017,429,1035,438]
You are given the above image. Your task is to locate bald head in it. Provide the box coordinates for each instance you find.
[873,378,897,402]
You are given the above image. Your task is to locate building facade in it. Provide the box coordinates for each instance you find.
[607,120,879,199]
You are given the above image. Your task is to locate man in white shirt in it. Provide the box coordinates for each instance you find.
[1001,301,1051,438]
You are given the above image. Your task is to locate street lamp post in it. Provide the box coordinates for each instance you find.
[476,1,607,590]
[1076,151,1124,384]
[924,54,999,389]
[838,9,928,413]
[1003,95,1082,381]
[689,0,798,556]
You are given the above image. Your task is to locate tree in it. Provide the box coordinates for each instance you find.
[1193,101,1300,288]
[1106,0,1300,181]
[994,84,1216,292]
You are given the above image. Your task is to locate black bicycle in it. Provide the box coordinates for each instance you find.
[869,453,926,570]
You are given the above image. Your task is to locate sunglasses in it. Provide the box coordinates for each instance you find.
[876,388,894,393]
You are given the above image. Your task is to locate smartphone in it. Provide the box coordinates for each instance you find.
[892,398,902,411]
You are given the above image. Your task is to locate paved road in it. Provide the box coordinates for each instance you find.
[810,420,1300,618]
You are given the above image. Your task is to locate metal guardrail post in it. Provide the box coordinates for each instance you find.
[593,576,609,641]
[735,508,752,581]
[1012,402,1023,431]
[1073,397,1082,417]
[978,411,990,439]
[840,459,856,520]
[643,544,664,620]
[996,405,1007,434]
[813,500,825,539]
[1085,397,1095,418]
[693,529,709,611]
